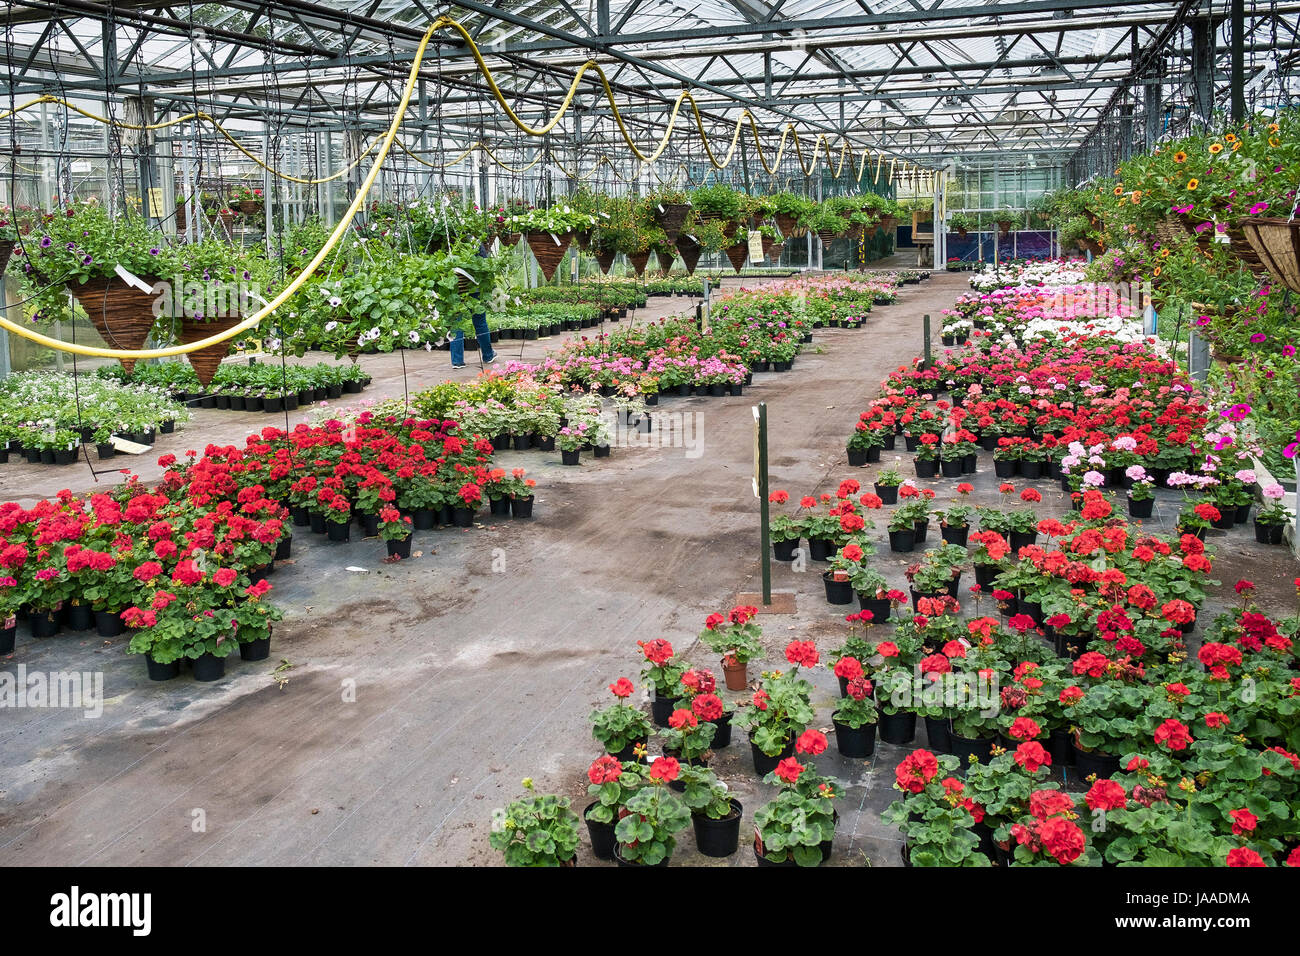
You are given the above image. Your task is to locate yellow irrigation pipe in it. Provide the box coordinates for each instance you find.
[0,94,383,185]
[0,20,442,359]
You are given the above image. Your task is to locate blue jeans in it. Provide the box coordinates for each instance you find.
[449,311,495,365]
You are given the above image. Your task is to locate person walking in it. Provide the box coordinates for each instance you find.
[450,240,497,368]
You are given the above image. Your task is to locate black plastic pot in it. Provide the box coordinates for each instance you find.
[888,528,915,552]
[192,652,226,682]
[1018,459,1043,480]
[832,719,877,758]
[914,459,938,479]
[940,457,963,478]
[651,693,676,728]
[65,602,93,632]
[847,448,869,467]
[1048,727,1074,766]
[594,444,611,458]
[750,735,795,777]
[291,506,311,527]
[489,497,512,517]
[411,508,436,530]
[693,799,743,858]
[561,449,580,466]
[511,495,535,519]
[941,524,969,547]
[904,434,919,452]
[878,709,916,746]
[452,507,475,528]
[993,459,1017,478]
[1235,502,1252,525]
[386,537,413,559]
[858,595,892,622]
[0,624,15,654]
[807,537,834,561]
[822,571,854,605]
[585,802,617,861]
[773,538,800,561]
[924,716,952,753]
[949,731,996,768]
[1128,496,1154,519]
[974,563,1000,589]
[146,655,180,681]
[327,519,350,542]
[29,609,60,638]
[309,512,327,535]
[537,435,557,452]
[875,483,899,505]
[511,433,532,451]
[358,513,381,538]
[914,519,931,545]
[1009,529,1037,551]
[711,712,732,749]
[1255,520,1284,544]
[239,635,271,661]
[1071,741,1120,778]
[96,443,116,460]
[275,535,293,561]
[95,609,124,637]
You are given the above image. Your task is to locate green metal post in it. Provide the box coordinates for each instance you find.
[757,402,771,605]
[923,313,932,367]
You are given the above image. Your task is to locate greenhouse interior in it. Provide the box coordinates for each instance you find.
[1,0,1299,891]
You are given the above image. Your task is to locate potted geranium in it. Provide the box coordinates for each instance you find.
[753,752,839,866]
[883,749,991,866]
[875,460,904,504]
[489,779,581,867]
[583,754,646,861]
[1254,483,1289,544]
[678,764,743,857]
[735,644,816,776]
[1127,467,1156,518]
[698,605,764,690]
[661,707,717,771]
[613,756,692,866]
[938,503,973,546]
[637,638,685,726]
[377,505,412,559]
[590,677,653,760]
[824,542,868,605]
[832,668,878,758]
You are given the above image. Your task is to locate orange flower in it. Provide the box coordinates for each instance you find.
[1209,142,1224,154]
[1186,179,1199,190]
[1173,151,1187,163]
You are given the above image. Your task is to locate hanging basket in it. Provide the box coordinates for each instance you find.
[525,231,573,282]
[675,236,702,276]
[1078,237,1104,256]
[500,232,522,248]
[768,241,785,261]
[179,314,243,386]
[1225,225,1267,275]
[68,275,163,376]
[724,241,749,273]
[760,235,775,258]
[1240,217,1300,293]
[775,212,799,237]
[653,203,692,244]
[0,239,12,273]
[656,250,675,275]
[1176,213,1214,252]
[593,248,616,275]
[237,200,261,217]
[817,229,836,251]
[575,229,592,251]
[845,224,864,241]
[881,216,899,233]
[865,225,879,239]
[627,249,651,277]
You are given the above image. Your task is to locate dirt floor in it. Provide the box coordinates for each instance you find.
[1,261,1295,867]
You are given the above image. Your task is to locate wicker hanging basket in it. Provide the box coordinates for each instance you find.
[593,248,616,275]
[656,250,675,276]
[675,236,702,276]
[525,231,573,282]
[724,241,749,273]
[768,241,785,261]
[817,229,836,251]
[627,249,651,277]
[0,239,12,273]
[653,203,692,244]
[775,213,799,237]
[576,229,592,251]
[1239,217,1300,292]
[179,314,243,386]
[68,275,163,376]
[1225,225,1267,275]
[500,232,522,248]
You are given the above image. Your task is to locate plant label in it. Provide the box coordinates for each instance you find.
[110,436,151,454]
[114,264,154,293]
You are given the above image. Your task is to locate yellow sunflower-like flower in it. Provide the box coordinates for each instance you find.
[1173,151,1187,163]
[1187,179,1199,190]
[1209,142,1224,154]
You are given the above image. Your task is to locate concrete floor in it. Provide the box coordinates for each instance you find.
[1,263,1292,867]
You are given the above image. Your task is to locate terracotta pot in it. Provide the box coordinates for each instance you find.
[722,658,747,691]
